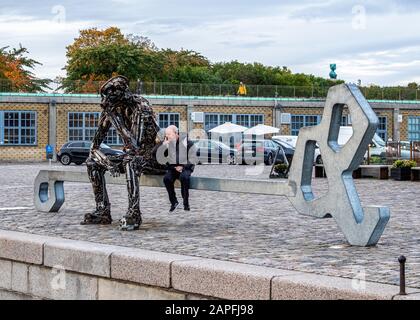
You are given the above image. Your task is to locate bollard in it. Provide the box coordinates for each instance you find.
[398,255,407,295]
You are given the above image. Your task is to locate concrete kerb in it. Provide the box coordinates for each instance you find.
[0,229,417,300]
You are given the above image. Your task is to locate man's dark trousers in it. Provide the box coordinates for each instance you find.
[163,168,192,206]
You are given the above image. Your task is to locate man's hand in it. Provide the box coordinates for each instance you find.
[175,166,183,173]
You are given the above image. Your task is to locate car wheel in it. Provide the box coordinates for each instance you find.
[266,154,273,165]
[316,155,323,164]
[60,154,71,165]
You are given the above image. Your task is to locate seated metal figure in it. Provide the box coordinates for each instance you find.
[81,75,166,231]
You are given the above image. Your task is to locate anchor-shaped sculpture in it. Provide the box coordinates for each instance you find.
[287,83,390,246]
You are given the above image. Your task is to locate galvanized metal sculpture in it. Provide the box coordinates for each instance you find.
[82,75,165,231]
[34,82,390,246]
[287,83,390,246]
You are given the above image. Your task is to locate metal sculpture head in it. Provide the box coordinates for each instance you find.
[100,75,131,107]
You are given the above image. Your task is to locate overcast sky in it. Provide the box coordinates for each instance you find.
[1,0,419,86]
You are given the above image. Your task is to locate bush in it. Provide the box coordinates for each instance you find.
[274,163,288,173]
[369,156,384,164]
[392,160,417,168]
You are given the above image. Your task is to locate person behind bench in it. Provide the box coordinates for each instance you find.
[162,125,196,212]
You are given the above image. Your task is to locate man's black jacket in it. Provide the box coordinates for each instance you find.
[165,137,196,172]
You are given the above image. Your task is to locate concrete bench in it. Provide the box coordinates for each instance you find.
[34,170,295,213]
[353,165,390,180]
[412,167,420,181]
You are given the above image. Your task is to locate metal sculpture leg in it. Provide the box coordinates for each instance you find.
[288,84,390,246]
[81,158,112,225]
[119,158,142,231]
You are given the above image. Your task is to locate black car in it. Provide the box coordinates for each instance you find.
[237,139,283,165]
[193,139,237,164]
[57,141,124,165]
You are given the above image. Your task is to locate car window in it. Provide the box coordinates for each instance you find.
[70,142,83,148]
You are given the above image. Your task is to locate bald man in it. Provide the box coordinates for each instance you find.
[163,126,196,212]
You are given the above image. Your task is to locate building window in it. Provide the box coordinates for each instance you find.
[376,116,387,141]
[0,111,36,145]
[204,113,263,132]
[291,115,321,136]
[68,112,122,145]
[408,116,420,141]
[204,114,220,132]
[159,113,180,129]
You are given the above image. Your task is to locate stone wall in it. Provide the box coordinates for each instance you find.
[0,229,413,300]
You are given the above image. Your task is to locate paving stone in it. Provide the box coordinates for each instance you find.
[0,163,419,289]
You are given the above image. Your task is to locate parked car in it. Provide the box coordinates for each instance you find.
[193,139,237,165]
[57,141,124,165]
[275,127,387,164]
[237,139,281,165]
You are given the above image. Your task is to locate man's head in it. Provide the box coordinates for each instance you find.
[165,125,179,143]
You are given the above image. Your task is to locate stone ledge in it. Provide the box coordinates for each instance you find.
[0,230,53,264]
[0,229,415,300]
[44,239,122,278]
[111,248,199,288]
[271,273,400,300]
[171,258,299,300]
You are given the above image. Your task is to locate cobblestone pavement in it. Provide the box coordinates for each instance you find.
[0,161,420,288]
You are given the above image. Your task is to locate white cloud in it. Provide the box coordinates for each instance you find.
[1,1,420,85]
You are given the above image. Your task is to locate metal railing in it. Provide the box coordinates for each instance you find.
[1,79,420,100]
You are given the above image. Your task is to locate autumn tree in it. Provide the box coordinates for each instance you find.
[0,45,50,92]
[62,27,162,92]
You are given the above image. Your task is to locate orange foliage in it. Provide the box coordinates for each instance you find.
[0,54,31,90]
[67,27,129,57]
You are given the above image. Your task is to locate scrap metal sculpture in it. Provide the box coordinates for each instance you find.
[82,75,165,231]
[34,81,390,246]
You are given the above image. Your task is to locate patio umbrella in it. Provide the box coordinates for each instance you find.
[244,124,280,136]
[209,122,248,134]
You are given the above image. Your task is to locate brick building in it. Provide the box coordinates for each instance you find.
[0,93,419,161]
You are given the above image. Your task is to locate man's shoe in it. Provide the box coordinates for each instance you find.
[184,205,190,211]
[169,202,179,213]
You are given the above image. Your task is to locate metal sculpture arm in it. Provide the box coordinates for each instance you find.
[88,111,121,176]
